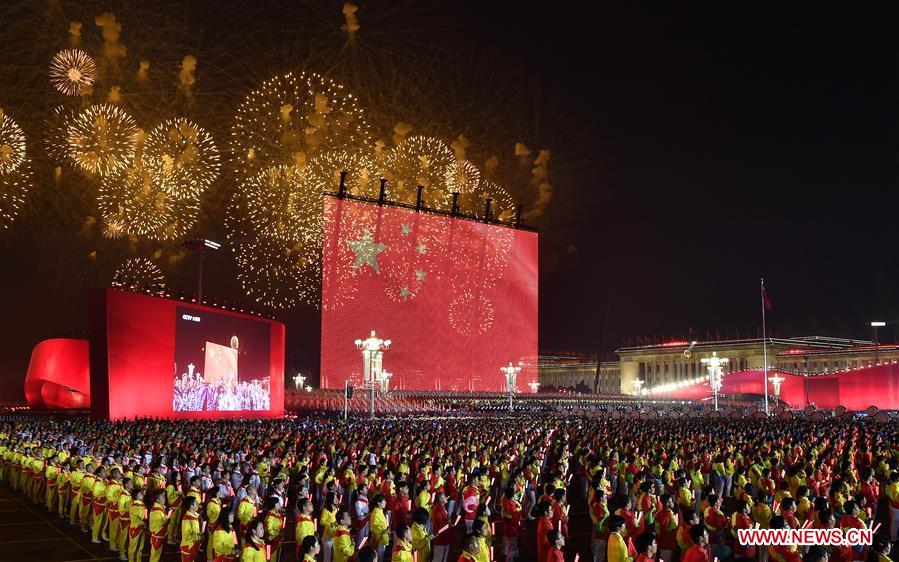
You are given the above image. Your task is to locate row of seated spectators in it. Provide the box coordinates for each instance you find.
[283,390,720,417]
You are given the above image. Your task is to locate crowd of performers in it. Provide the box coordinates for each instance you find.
[0,415,898,562]
[173,371,271,412]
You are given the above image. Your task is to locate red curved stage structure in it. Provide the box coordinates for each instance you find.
[24,338,91,409]
[648,365,899,410]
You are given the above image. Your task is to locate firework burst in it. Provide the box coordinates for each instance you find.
[49,49,97,96]
[112,257,166,289]
[98,162,200,240]
[234,234,320,309]
[239,165,323,245]
[67,103,140,176]
[444,159,480,196]
[45,105,78,165]
[458,179,515,221]
[307,149,380,199]
[482,180,515,221]
[230,71,372,180]
[0,0,551,315]
[101,217,126,239]
[0,108,31,231]
[143,117,220,198]
[0,108,28,175]
[383,136,455,208]
[0,169,31,232]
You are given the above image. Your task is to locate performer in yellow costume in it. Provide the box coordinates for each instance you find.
[128,490,147,562]
[148,490,170,562]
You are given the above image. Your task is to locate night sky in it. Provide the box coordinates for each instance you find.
[531,3,898,355]
[1,1,897,400]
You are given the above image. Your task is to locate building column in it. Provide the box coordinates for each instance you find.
[620,361,638,394]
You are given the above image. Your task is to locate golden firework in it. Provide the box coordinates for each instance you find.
[230,71,372,180]
[458,179,515,221]
[98,162,200,240]
[444,159,480,196]
[45,105,78,165]
[0,108,27,175]
[49,49,97,96]
[383,136,455,208]
[101,217,125,239]
[143,117,220,198]
[307,149,380,199]
[0,108,31,231]
[234,234,321,309]
[0,169,31,232]
[481,180,515,221]
[67,103,140,176]
[112,257,166,288]
[241,165,323,245]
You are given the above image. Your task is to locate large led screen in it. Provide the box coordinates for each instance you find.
[320,197,538,392]
[173,306,272,412]
[90,289,285,420]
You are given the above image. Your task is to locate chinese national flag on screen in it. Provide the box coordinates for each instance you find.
[320,197,539,392]
[204,342,238,385]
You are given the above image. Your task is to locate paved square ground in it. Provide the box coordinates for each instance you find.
[0,485,189,562]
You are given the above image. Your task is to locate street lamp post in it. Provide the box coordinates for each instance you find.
[183,238,221,303]
[768,373,785,405]
[355,331,391,419]
[344,380,349,420]
[701,352,729,412]
[500,362,522,411]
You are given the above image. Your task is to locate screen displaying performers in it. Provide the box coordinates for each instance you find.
[173,306,272,412]
[92,288,285,420]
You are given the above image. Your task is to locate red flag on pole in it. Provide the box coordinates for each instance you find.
[762,284,772,310]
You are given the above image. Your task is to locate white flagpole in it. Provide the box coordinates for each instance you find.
[761,278,769,415]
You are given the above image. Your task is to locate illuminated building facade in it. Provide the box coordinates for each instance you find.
[614,336,899,395]
[538,354,593,390]
[540,336,899,395]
